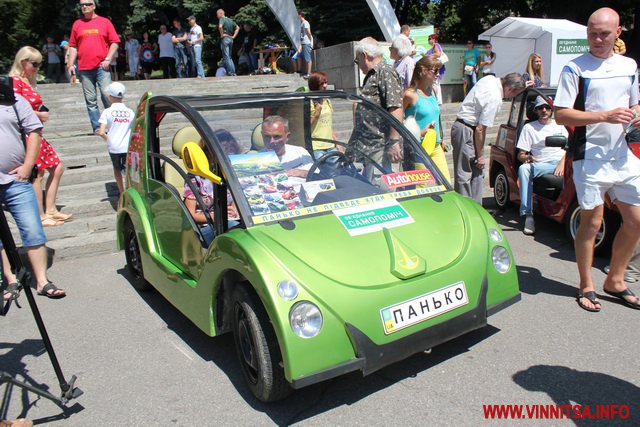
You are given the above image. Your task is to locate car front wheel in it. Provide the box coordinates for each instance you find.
[565,201,619,257]
[493,169,510,209]
[231,285,291,402]
[124,219,151,291]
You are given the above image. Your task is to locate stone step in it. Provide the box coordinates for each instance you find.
[47,230,117,261]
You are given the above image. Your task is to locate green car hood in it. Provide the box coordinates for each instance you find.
[247,194,468,288]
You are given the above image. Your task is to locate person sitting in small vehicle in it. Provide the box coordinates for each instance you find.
[516,96,568,235]
[261,115,313,179]
[184,131,241,242]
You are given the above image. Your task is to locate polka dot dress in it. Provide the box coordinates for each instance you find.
[13,77,61,171]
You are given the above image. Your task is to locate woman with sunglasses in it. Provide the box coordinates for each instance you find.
[523,53,547,88]
[402,54,451,184]
[480,43,496,77]
[9,46,71,227]
[426,34,446,104]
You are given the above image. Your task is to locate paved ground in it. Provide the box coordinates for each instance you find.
[2,191,640,426]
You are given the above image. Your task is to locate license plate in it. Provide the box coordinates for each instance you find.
[380,282,469,335]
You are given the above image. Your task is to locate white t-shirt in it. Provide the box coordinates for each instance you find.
[300,20,312,46]
[555,52,639,161]
[158,32,174,58]
[482,53,494,74]
[277,144,313,187]
[456,75,503,128]
[279,144,313,171]
[516,119,568,164]
[189,25,203,46]
[125,39,139,59]
[99,103,134,153]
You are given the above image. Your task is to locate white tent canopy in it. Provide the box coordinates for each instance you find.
[266,0,400,50]
[479,17,587,86]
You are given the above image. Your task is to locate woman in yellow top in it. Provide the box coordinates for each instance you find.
[308,71,338,159]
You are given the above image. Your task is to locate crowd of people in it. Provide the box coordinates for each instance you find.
[37,6,318,83]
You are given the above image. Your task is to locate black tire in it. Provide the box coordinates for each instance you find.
[493,169,510,209]
[565,201,620,257]
[231,285,291,402]
[123,219,151,291]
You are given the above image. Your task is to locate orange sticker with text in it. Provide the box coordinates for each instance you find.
[382,170,435,188]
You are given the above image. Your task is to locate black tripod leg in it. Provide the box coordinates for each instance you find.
[0,208,82,403]
[0,371,64,406]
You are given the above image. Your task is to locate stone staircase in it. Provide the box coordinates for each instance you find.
[16,75,509,260]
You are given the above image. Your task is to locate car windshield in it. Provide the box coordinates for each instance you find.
[158,92,449,227]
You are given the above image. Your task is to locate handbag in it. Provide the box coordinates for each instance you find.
[438,51,449,64]
[403,115,421,141]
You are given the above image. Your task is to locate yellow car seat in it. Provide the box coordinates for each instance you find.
[164,125,201,192]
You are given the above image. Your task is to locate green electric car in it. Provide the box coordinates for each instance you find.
[116,91,520,402]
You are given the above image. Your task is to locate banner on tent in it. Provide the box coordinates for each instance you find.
[556,39,589,55]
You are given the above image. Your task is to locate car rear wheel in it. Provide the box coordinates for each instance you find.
[124,219,151,291]
[565,201,619,257]
[493,169,510,209]
[231,285,291,402]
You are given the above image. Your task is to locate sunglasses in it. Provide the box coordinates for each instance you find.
[79,2,94,7]
[353,57,359,65]
[26,61,41,68]
[535,105,552,111]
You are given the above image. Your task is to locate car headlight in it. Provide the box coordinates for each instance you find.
[289,301,323,338]
[491,246,511,273]
[489,228,503,242]
[277,280,299,301]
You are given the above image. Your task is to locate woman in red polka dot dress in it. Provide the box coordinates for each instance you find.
[10,46,71,227]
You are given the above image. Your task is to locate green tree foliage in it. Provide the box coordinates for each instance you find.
[0,0,637,72]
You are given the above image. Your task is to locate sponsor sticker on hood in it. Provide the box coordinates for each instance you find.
[333,199,414,236]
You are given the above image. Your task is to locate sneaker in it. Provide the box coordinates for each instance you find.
[302,74,310,79]
[523,215,535,235]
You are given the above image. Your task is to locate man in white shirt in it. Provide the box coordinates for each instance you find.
[187,15,205,79]
[298,12,313,79]
[516,96,568,235]
[261,116,312,180]
[158,24,176,78]
[555,7,640,312]
[451,73,526,204]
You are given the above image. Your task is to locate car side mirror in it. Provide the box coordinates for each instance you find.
[181,142,223,185]
[545,135,567,148]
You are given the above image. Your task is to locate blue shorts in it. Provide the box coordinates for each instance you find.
[109,152,127,174]
[301,44,312,62]
[0,180,47,249]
